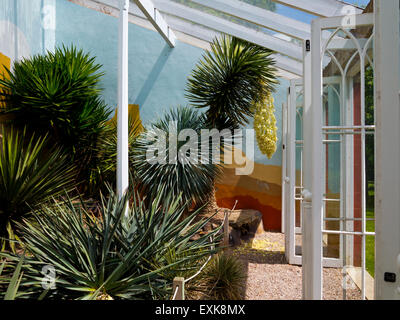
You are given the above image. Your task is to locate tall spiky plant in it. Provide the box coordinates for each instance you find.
[186,35,278,130]
[132,106,222,210]
[185,35,278,209]
[0,46,111,193]
[0,127,75,251]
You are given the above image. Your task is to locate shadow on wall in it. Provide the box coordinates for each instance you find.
[134,44,172,108]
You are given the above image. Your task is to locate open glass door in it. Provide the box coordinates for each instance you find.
[304,12,375,300]
[285,78,304,266]
[285,77,343,268]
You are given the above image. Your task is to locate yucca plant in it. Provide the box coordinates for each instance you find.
[132,106,222,210]
[0,46,111,192]
[0,189,222,300]
[194,253,246,300]
[186,35,278,130]
[185,35,278,210]
[0,127,75,251]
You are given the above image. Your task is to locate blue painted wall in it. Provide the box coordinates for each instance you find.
[55,0,289,167]
[56,0,207,126]
[0,0,53,61]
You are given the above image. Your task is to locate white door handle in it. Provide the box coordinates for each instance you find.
[302,189,312,201]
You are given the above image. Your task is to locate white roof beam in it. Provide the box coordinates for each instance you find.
[69,0,156,30]
[162,14,303,76]
[191,0,311,40]
[69,0,302,76]
[154,0,303,61]
[132,0,176,47]
[89,0,176,47]
[271,0,362,18]
[273,55,303,76]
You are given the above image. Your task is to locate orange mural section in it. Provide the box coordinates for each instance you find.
[215,162,282,232]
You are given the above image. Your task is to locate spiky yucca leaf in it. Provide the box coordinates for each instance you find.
[194,253,246,300]
[0,189,222,300]
[132,106,222,209]
[186,35,278,129]
[0,255,25,300]
[0,127,75,250]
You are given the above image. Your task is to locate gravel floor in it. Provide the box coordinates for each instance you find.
[229,232,362,300]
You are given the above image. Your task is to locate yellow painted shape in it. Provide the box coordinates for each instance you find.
[0,52,11,109]
[222,147,282,185]
[107,104,144,133]
[218,167,282,194]
[0,52,11,80]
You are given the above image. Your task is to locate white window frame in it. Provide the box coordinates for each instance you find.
[374,0,400,300]
[303,12,375,300]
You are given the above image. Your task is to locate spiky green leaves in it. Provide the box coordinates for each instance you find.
[0,190,221,300]
[194,253,246,300]
[0,46,110,144]
[186,36,278,129]
[88,114,143,196]
[132,106,222,209]
[0,127,75,250]
[0,46,111,191]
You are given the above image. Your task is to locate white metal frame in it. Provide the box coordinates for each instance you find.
[192,0,312,40]
[285,78,302,266]
[272,0,362,18]
[302,37,320,299]
[281,101,288,234]
[72,0,366,79]
[304,12,376,300]
[285,77,343,268]
[374,0,400,300]
[117,0,130,201]
[154,0,303,61]
[91,0,176,46]
[132,0,176,47]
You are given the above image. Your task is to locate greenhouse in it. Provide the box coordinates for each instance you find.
[0,0,399,301]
